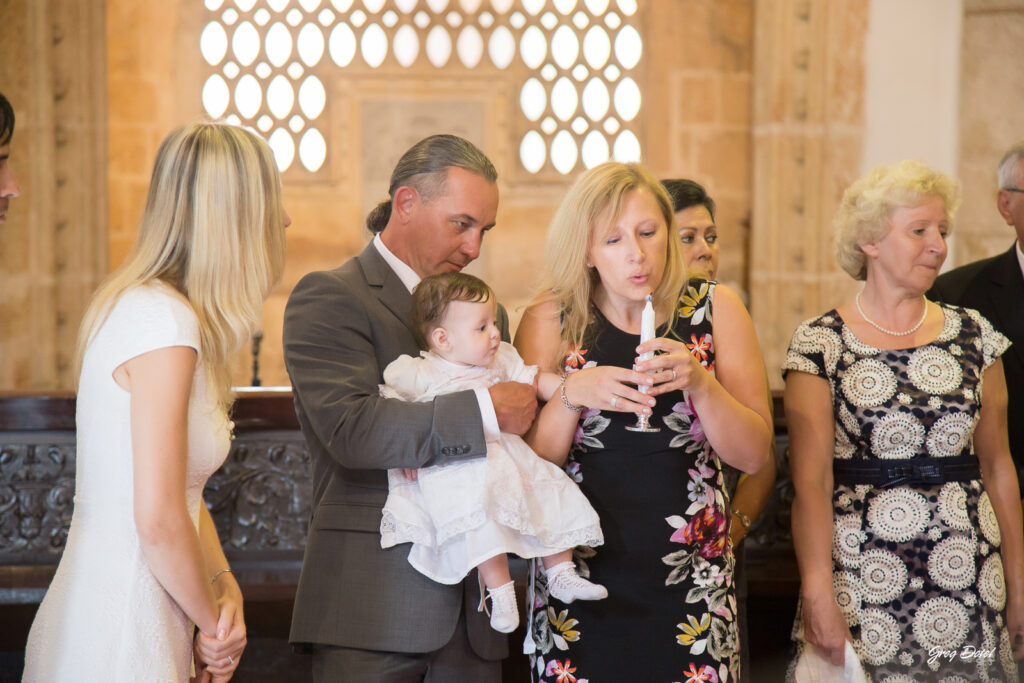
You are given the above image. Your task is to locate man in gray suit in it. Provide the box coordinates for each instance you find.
[283,135,537,681]
[929,140,1024,505]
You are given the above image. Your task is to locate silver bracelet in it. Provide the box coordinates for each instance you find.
[210,568,233,585]
[559,372,583,412]
[732,509,751,530]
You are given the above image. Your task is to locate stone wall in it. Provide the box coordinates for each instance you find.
[749,0,869,388]
[0,0,108,390]
[956,0,1024,265]
[100,0,757,389]
[8,1,1022,391]
[0,0,755,390]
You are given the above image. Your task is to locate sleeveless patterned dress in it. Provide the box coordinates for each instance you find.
[783,304,1019,682]
[527,280,740,683]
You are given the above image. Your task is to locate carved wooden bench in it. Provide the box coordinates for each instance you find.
[0,390,310,608]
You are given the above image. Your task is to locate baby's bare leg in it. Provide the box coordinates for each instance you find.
[476,554,512,589]
[540,549,573,569]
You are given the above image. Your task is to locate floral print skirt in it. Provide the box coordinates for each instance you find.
[528,447,740,683]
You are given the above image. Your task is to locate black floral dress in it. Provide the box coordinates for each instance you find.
[528,281,740,683]
[783,305,1018,682]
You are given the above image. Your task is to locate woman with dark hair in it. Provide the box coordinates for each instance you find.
[662,178,776,682]
[0,91,21,224]
[662,178,718,279]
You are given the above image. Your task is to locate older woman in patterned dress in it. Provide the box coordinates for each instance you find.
[784,160,1024,681]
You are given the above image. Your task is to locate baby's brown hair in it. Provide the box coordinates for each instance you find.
[411,272,495,350]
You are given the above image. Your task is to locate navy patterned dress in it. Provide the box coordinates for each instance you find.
[783,304,1018,682]
[528,281,740,683]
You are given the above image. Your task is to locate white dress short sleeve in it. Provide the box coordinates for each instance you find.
[23,282,232,682]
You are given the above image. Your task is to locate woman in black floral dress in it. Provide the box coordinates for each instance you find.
[785,160,1024,681]
[515,162,773,682]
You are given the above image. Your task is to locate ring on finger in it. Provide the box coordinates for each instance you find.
[671,368,677,382]
[610,395,618,408]
[228,655,235,665]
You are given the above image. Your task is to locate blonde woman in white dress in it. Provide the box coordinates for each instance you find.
[22,123,289,682]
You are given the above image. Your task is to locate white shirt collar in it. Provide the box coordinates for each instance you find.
[1015,240,1024,282]
[373,233,421,293]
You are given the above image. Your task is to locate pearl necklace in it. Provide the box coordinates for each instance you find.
[855,292,929,336]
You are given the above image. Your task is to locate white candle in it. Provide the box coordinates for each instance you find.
[638,295,655,394]
[639,294,656,348]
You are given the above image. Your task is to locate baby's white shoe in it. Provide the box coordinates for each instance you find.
[481,580,519,633]
[545,561,608,603]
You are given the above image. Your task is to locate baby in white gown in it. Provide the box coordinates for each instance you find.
[380,272,607,633]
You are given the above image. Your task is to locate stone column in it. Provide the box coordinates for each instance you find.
[0,0,108,390]
[956,1,1024,265]
[749,0,868,388]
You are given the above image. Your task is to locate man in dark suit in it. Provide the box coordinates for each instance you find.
[929,140,1024,505]
[282,135,537,682]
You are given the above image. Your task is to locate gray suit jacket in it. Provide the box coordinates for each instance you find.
[283,242,509,658]
[929,244,1024,496]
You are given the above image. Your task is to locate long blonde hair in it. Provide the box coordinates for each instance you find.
[536,161,687,357]
[76,123,287,410]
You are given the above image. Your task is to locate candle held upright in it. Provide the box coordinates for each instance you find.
[626,295,660,432]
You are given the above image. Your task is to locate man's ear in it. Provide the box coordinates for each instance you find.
[431,326,450,352]
[393,185,419,223]
[997,189,1015,227]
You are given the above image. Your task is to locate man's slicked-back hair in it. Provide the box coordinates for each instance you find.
[366,134,497,234]
[0,92,15,147]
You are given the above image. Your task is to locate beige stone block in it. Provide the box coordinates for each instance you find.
[137,4,182,76]
[712,195,751,260]
[109,130,150,177]
[825,2,868,126]
[108,78,160,124]
[713,0,754,71]
[473,203,554,303]
[959,11,1024,268]
[965,0,1024,11]
[715,245,744,293]
[108,234,135,272]
[108,177,149,247]
[106,0,143,72]
[720,76,751,126]
[673,2,716,69]
[283,232,358,282]
[677,75,719,125]
[695,130,750,193]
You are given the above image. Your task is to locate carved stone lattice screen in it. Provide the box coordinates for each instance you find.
[199,0,643,177]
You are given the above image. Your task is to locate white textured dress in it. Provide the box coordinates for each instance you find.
[23,283,231,683]
[379,342,604,584]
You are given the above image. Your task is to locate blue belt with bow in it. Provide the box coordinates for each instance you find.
[832,454,981,488]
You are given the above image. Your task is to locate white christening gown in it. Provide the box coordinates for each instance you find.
[379,342,604,584]
[23,283,231,682]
